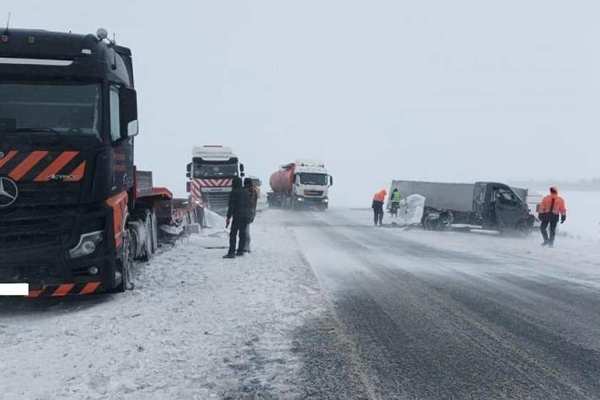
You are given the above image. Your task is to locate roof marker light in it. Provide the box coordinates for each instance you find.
[96,28,108,41]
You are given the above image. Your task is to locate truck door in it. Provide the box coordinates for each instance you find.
[493,186,524,229]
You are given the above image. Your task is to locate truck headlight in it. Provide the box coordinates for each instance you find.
[297,197,304,202]
[323,198,329,203]
[69,231,103,259]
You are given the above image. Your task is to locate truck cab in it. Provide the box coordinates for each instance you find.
[186,145,243,215]
[473,182,533,231]
[291,160,332,210]
[0,28,140,295]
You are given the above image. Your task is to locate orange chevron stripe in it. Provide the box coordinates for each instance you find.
[27,289,43,298]
[64,161,86,182]
[34,151,79,182]
[0,150,18,169]
[9,151,49,181]
[52,284,74,297]
[79,282,101,295]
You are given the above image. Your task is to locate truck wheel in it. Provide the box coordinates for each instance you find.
[114,229,135,292]
[141,212,153,261]
[150,210,158,253]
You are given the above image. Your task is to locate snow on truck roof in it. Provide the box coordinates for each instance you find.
[295,160,325,168]
[193,145,236,160]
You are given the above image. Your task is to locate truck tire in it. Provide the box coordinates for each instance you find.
[150,210,158,254]
[141,212,153,261]
[114,229,135,292]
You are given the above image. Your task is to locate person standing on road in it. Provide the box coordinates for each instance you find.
[537,186,567,247]
[243,178,258,253]
[224,177,251,258]
[390,188,402,218]
[372,189,387,226]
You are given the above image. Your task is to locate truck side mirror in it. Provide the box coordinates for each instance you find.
[120,88,139,138]
[186,163,192,178]
[239,163,245,177]
[329,175,334,186]
[186,181,191,193]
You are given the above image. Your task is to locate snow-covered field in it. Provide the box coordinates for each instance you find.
[558,190,600,241]
[0,212,337,400]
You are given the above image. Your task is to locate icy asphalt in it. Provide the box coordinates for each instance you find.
[2,208,600,399]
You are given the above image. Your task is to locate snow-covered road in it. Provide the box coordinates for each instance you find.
[3,208,600,399]
[293,209,600,399]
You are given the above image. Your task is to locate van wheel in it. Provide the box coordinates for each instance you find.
[515,220,532,236]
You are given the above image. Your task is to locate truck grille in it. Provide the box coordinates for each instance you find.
[0,207,75,251]
[304,190,324,197]
[0,264,61,282]
[205,192,231,215]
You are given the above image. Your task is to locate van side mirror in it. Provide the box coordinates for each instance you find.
[120,88,138,138]
[186,163,192,178]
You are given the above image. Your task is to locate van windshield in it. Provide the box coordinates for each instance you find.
[0,82,101,137]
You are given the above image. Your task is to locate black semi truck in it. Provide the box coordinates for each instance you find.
[389,180,534,232]
[0,28,197,297]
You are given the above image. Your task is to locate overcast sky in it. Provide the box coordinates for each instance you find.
[6,1,599,205]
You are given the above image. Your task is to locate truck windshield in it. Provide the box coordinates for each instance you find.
[299,173,328,185]
[194,163,238,178]
[0,82,101,137]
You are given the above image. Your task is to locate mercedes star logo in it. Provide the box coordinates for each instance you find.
[0,177,18,208]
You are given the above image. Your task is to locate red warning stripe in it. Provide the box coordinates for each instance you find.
[0,150,18,169]
[9,151,49,181]
[27,281,103,298]
[64,161,86,182]
[52,283,75,297]
[34,151,79,182]
[79,282,101,295]
[27,289,43,298]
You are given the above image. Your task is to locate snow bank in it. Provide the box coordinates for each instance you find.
[558,191,600,241]
[0,211,331,399]
[203,208,226,229]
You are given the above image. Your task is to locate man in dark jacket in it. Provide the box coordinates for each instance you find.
[224,177,251,258]
[243,178,259,253]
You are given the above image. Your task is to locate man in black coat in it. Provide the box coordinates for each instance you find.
[243,178,259,253]
[224,177,251,258]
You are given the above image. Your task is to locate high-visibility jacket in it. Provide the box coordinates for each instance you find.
[373,190,387,202]
[391,190,402,203]
[538,194,567,216]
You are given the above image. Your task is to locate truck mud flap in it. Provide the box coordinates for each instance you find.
[27,282,103,298]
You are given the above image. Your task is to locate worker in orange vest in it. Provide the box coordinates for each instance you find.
[537,186,567,247]
[372,189,387,226]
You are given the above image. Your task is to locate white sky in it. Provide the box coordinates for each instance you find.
[6,1,600,206]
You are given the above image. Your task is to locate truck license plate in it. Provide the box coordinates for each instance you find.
[0,283,29,296]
